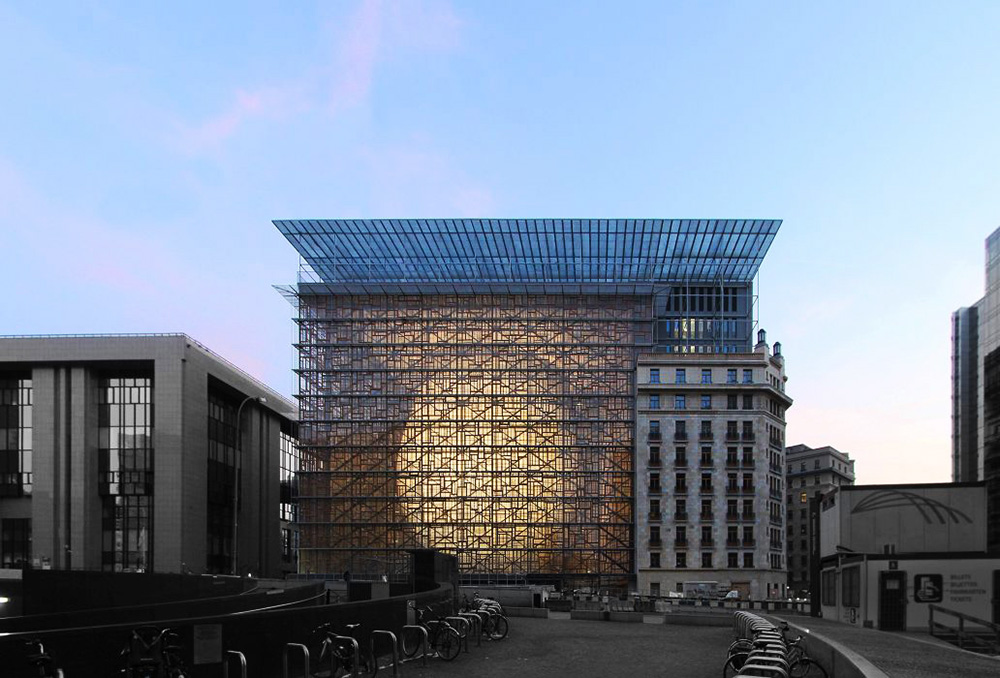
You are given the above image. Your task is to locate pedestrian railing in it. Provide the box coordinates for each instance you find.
[929,605,1000,655]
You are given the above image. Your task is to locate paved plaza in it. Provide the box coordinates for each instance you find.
[406,616,732,678]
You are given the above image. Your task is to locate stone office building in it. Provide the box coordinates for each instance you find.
[784,443,855,597]
[0,335,299,577]
[635,332,792,599]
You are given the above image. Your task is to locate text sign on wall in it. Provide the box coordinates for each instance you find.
[193,624,223,665]
[948,574,986,604]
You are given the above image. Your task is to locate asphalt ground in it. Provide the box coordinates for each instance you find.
[402,615,733,678]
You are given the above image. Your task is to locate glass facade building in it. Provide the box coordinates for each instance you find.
[278,219,780,584]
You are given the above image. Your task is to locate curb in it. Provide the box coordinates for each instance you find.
[770,615,890,678]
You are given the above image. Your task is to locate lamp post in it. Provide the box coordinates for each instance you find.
[232,395,265,575]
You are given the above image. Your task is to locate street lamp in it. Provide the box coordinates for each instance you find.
[232,395,266,575]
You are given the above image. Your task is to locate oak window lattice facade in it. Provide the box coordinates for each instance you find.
[277,218,783,586]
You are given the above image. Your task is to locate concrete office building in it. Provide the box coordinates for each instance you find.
[952,226,1000,551]
[276,218,783,587]
[784,444,854,596]
[635,333,792,600]
[0,335,299,577]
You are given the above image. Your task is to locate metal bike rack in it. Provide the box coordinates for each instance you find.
[223,650,247,678]
[371,630,399,677]
[330,635,361,678]
[283,643,310,678]
[445,616,471,653]
[457,611,482,647]
[401,624,429,666]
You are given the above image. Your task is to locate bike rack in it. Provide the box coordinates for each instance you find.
[401,624,429,666]
[223,650,247,678]
[371,630,399,677]
[330,635,361,678]
[457,612,482,647]
[283,643,310,678]
[445,616,471,653]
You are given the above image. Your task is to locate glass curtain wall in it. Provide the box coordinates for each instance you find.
[206,392,238,573]
[98,373,153,572]
[0,373,32,498]
[295,293,649,586]
[280,425,300,565]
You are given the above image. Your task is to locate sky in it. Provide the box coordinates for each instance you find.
[2,1,999,485]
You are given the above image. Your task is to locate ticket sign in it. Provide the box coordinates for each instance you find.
[914,574,943,603]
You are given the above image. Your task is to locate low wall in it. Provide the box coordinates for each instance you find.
[0,585,454,678]
[663,612,732,627]
[20,570,251,615]
[570,609,606,621]
[609,611,643,623]
[768,616,889,678]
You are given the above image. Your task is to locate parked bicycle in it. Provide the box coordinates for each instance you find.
[780,621,828,678]
[461,594,510,640]
[21,638,63,678]
[309,622,377,678]
[402,604,462,661]
[119,626,187,678]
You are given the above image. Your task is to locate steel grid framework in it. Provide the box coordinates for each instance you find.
[278,218,781,583]
[294,293,650,582]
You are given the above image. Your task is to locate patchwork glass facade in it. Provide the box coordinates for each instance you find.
[279,219,780,584]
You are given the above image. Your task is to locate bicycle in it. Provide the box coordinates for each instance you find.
[119,626,187,678]
[461,594,509,640]
[401,605,462,661]
[22,639,63,678]
[309,622,377,678]
[780,621,828,678]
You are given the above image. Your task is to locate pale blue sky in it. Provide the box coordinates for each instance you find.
[3,1,998,484]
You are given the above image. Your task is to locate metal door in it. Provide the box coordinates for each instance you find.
[878,571,907,631]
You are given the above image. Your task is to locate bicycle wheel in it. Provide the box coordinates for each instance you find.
[489,615,509,640]
[359,652,378,678]
[789,658,828,678]
[480,615,495,639]
[722,652,748,678]
[400,628,422,659]
[436,628,461,662]
[309,642,334,678]
[727,638,753,656]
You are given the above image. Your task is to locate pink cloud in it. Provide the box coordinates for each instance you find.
[171,0,463,153]
[175,84,313,154]
[358,139,495,217]
[331,0,385,112]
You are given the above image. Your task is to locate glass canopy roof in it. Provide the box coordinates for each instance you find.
[276,219,780,291]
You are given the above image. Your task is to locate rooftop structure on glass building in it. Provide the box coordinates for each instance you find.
[277,219,781,587]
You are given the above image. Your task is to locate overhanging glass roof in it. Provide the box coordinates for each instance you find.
[275,219,780,291]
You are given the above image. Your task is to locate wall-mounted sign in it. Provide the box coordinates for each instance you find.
[914,574,942,603]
